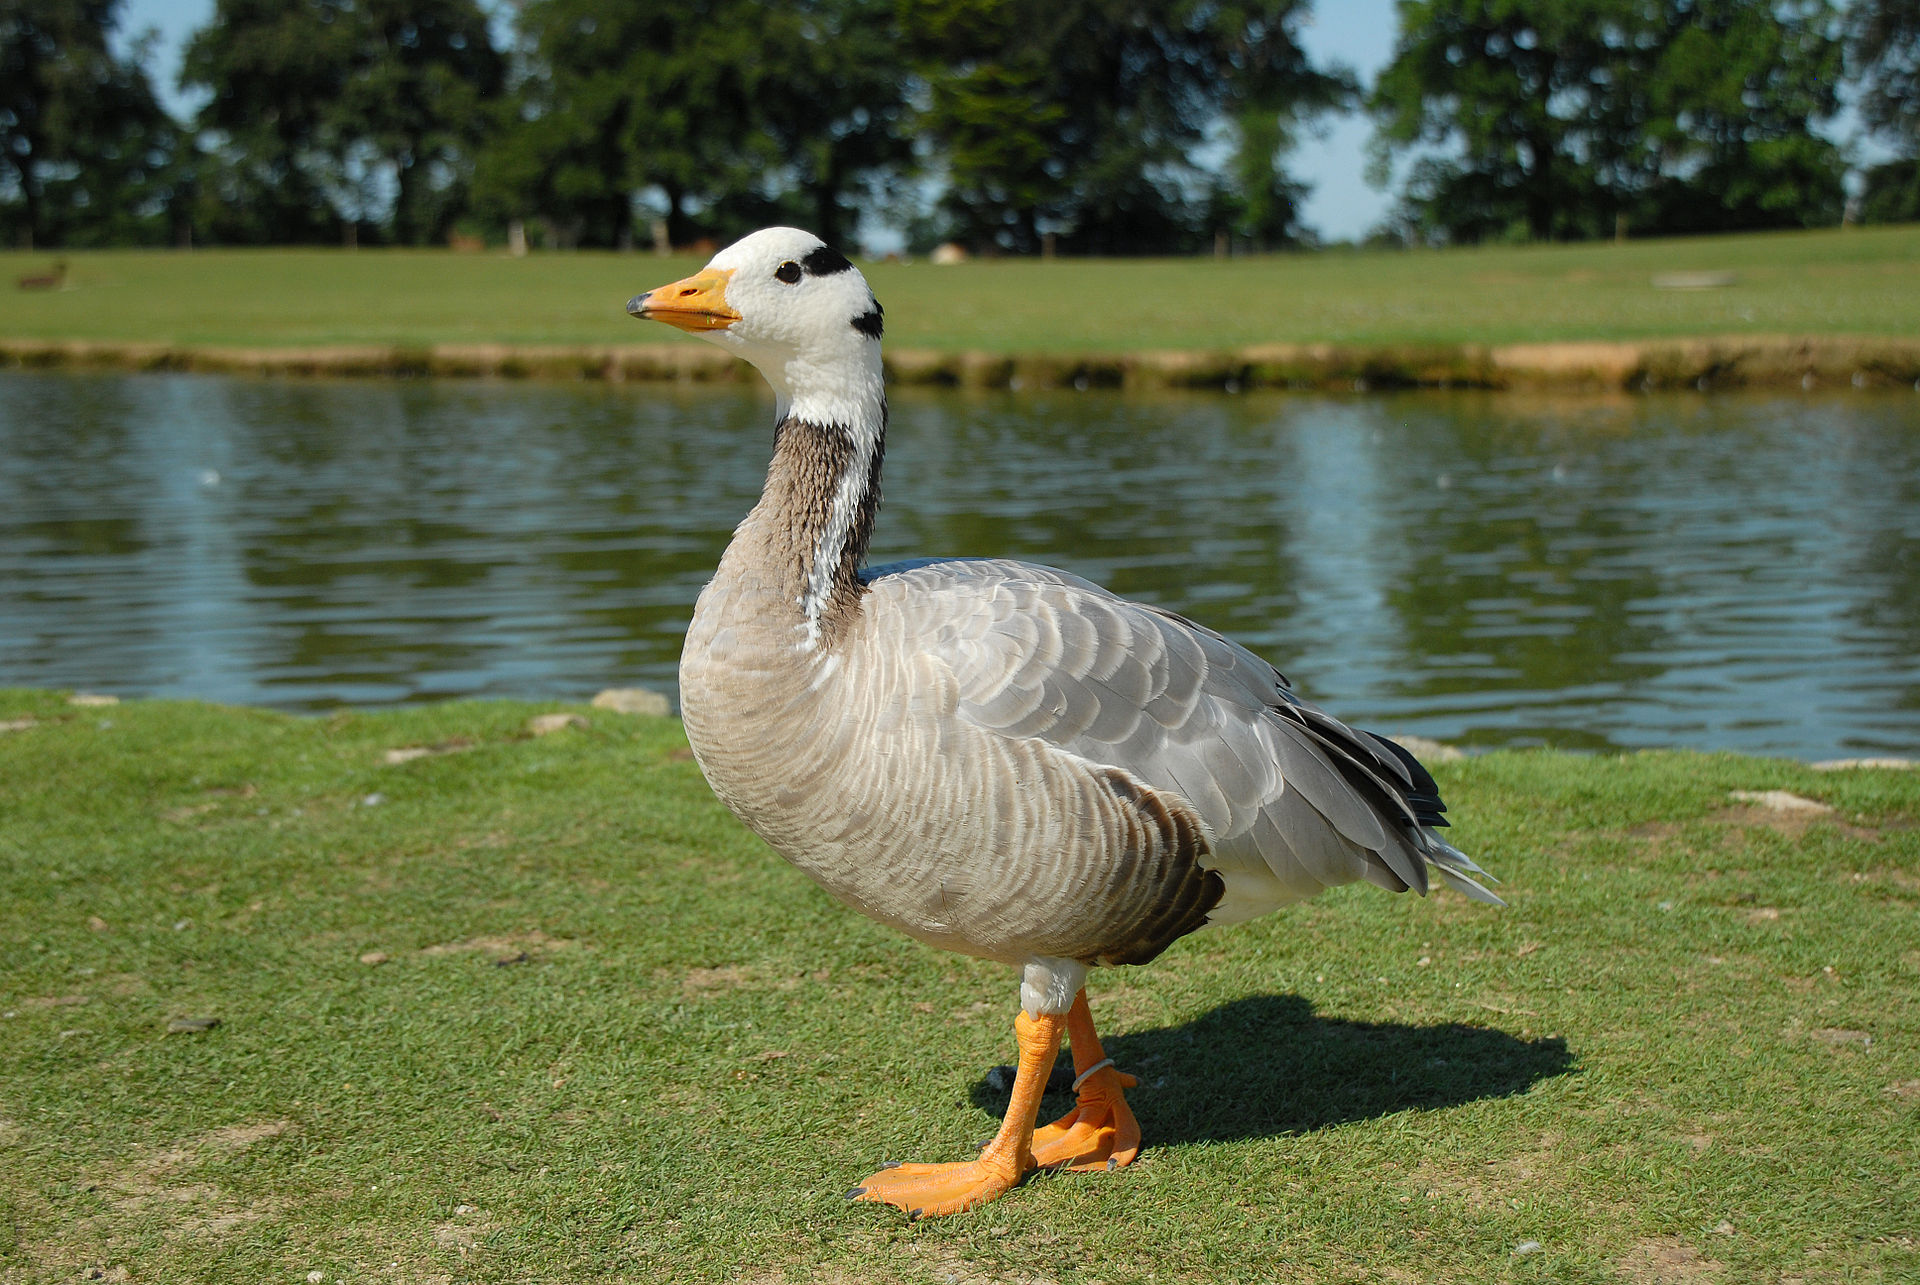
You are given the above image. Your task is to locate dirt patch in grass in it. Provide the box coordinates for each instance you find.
[418,930,580,962]
[1627,804,1880,850]
[1619,1236,1726,1281]
[29,1119,301,1274]
[675,964,754,996]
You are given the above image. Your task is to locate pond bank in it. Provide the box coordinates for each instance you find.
[5,332,1920,391]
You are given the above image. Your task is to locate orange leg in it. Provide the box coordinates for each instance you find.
[1029,989,1140,1172]
[850,1009,1066,1218]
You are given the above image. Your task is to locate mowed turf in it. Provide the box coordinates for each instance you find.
[1,690,1915,1283]
[2,224,1918,354]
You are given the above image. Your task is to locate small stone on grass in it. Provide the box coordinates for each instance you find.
[359,951,390,966]
[1387,734,1465,763]
[1728,789,1832,813]
[527,712,588,736]
[591,687,670,717]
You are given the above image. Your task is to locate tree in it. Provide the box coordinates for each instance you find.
[734,0,912,248]
[1,0,180,248]
[478,0,910,250]
[901,0,1351,254]
[1849,0,1920,222]
[1369,0,1844,244]
[337,0,503,244]
[476,0,755,248]
[181,0,502,245]
[180,0,356,243]
[1369,0,1663,243]
[1638,0,1845,234]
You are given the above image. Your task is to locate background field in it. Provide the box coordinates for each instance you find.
[3,225,1918,354]
[2,691,1915,1283]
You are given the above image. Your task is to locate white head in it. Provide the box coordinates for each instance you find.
[628,227,885,424]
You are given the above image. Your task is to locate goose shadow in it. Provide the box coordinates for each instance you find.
[969,993,1575,1144]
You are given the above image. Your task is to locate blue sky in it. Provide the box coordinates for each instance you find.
[112,0,1409,243]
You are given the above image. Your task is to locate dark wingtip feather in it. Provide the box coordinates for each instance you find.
[1364,731,1451,828]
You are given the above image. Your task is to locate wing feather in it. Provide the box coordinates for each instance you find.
[862,558,1485,924]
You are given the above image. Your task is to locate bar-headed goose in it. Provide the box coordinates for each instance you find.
[629,228,1499,1218]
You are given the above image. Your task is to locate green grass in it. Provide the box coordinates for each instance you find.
[2,690,1916,1283]
[3,224,1918,354]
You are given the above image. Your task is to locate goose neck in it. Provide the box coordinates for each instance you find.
[724,383,888,652]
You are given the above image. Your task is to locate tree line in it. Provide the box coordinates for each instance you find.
[3,0,1916,253]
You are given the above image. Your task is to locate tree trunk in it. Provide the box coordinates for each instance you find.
[8,145,41,250]
[1525,141,1555,241]
[393,146,422,245]
[813,149,844,247]
[663,184,690,249]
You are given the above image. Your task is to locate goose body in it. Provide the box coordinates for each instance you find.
[633,228,1497,1216]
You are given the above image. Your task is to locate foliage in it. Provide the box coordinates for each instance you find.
[900,0,1352,254]
[181,0,502,246]
[336,0,503,245]
[1637,0,1847,234]
[478,0,911,251]
[177,0,353,244]
[475,0,758,249]
[0,0,180,249]
[1848,0,1920,162]
[738,0,914,249]
[0,690,1915,1280]
[1859,157,1920,222]
[1369,0,1846,244]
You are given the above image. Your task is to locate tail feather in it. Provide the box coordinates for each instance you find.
[1423,834,1505,906]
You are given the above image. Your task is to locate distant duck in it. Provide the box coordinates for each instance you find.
[629,227,1500,1218]
[15,260,66,291]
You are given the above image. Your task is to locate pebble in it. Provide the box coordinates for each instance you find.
[590,687,670,717]
[359,951,390,966]
[308,1272,326,1284]
[527,712,588,736]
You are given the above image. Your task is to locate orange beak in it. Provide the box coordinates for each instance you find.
[627,267,741,332]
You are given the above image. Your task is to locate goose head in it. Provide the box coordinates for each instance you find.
[629,227,885,420]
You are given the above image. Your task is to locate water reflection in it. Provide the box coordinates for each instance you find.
[1,370,1915,757]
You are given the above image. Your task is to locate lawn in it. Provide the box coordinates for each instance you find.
[2,690,1914,1283]
[2,224,1917,355]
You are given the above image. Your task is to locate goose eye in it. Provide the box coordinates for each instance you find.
[774,261,802,284]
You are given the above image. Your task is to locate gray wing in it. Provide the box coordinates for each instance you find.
[862,557,1499,924]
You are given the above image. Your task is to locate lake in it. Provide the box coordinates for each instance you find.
[2,370,1916,759]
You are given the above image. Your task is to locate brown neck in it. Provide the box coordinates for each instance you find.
[717,411,885,649]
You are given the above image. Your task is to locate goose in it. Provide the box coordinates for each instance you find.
[15,259,66,291]
[629,228,1500,1219]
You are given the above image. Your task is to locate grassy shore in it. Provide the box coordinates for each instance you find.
[2,690,1915,1283]
[3,225,1918,390]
